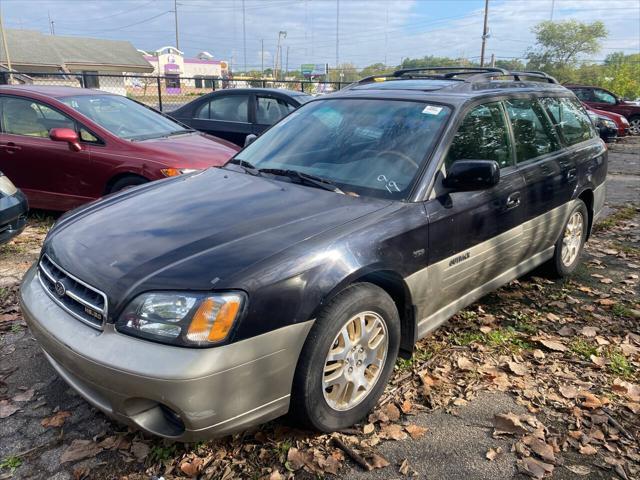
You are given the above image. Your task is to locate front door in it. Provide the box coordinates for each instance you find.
[415,101,526,325]
[0,95,93,209]
[253,94,296,135]
[189,93,252,146]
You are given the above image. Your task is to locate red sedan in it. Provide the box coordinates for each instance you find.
[0,86,239,211]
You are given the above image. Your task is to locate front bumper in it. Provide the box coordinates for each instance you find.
[0,190,28,245]
[20,266,314,441]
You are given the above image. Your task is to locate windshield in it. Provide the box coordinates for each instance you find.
[234,98,450,199]
[59,94,190,140]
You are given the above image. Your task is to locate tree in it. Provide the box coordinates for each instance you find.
[360,63,393,78]
[526,20,607,73]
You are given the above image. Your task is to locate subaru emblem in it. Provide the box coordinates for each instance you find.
[54,281,66,297]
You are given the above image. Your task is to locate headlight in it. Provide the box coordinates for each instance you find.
[116,291,245,346]
[603,119,616,129]
[160,168,200,177]
[0,175,17,196]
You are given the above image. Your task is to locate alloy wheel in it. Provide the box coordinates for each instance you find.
[561,211,584,267]
[630,118,640,136]
[322,311,388,411]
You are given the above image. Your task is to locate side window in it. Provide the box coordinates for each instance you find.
[593,89,616,105]
[196,95,249,122]
[572,88,593,102]
[540,97,596,146]
[79,127,99,143]
[256,96,295,125]
[1,97,58,138]
[446,102,513,168]
[504,98,560,163]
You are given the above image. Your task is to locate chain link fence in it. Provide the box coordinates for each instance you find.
[1,72,350,112]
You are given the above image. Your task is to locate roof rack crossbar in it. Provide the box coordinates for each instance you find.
[393,66,508,77]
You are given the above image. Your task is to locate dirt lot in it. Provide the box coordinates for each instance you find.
[0,138,638,480]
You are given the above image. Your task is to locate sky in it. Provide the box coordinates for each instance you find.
[2,0,639,71]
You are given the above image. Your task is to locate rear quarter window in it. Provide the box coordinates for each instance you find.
[540,97,597,146]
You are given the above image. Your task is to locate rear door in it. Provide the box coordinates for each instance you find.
[419,101,526,319]
[0,95,95,209]
[253,94,297,135]
[187,92,252,146]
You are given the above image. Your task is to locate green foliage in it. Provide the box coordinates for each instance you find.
[0,456,22,473]
[570,339,597,360]
[526,20,608,71]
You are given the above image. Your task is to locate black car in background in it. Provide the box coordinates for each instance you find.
[0,172,28,245]
[170,88,312,146]
[21,68,606,441]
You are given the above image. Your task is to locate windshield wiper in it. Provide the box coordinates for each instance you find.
[227,158,261,175]
[166,129,195,136]
[258,168,345,194]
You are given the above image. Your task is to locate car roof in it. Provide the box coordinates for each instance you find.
[0,85,115,98]
[328,68,571,106]
[214,87,310,96]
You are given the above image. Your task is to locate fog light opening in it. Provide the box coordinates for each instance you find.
[127,401,186,438]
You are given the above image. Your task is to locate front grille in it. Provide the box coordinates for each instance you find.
[38,255,108,330]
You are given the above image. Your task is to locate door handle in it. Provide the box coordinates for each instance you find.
[2,142,22,154]
[567,168,577,181]
[505,192,521,209]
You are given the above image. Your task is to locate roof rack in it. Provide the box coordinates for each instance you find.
[346,66,559,89]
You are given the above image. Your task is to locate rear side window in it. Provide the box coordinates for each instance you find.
[504,98,559,163]
[196,95,249,122]
[0,96,74,137]
[540,97,596,146]
[256,96,295,125]
[446,102,513,168]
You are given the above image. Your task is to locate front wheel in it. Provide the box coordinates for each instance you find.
[545,200,588,277]
[629,115,640,136]
[290,283,400,431]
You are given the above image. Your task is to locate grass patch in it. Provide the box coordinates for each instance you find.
[593,205,636,232]
[0,456,22,473]
[149,443,180,463]
[613,242,640,256]
[612,303,634,318]
[570,339,597,360]
[605,348,634,378]
[451,328,531,352]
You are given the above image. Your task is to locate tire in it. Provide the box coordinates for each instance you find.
[108,175,148,193]
[629,115,640,136]
[545,200,589,278]
[290,283,400,432]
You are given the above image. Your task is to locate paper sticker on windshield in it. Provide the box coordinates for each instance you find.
[422,105,443,115]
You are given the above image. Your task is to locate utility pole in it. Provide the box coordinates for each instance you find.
[275,31,286,80]
[384,3,389,66]
[261,39,264,76]
[479,0,489,67]
[550,0,555,20]
[173,0,179,50]
[335,0,340,72]
[490,53,495,67]
[285,46,289,77]
[241,0,247,73]
[0,7,13,84]
[48,11,55,35]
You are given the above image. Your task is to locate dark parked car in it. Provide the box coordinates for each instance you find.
[170,88,312,146]
[0,86,239,211]
[585,107,618,143]
[21,68,606,441]
[567,84,640,135]
[0,171,28,245]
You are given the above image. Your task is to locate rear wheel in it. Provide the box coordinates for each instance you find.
[545,200,588,278]
[629,115,640,136]
[108,175,148,194]
[290,283,400,431]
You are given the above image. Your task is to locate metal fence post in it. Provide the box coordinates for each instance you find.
[301,82,305,93]
[156,76,163,112]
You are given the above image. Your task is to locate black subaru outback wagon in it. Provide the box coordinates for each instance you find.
[21,67,606,440]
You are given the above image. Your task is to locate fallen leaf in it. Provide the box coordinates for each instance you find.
[379,423,407,441]
[612,379,640,402]
[269,471,283,480]
[363,423,375,435]
[286,448,307,471]
[405,424,427,439]
[486,447,502,461]
[546,313,560,321]
[130,441,149,462]
[382,403,401,422]
[400,400,413,414]
[557,326,574,337]
[518,456,554,478]
[457,356,474,371]
[370,453,389,469]
[41,410,72,428]
[180,457,203,477]
[538,339,568,352]
[559,385,578,399]
[507,361,528,376]
[579,444,597,455]
[522,435,555,463]
[61,440,103,463]
[494,413,528,435]
[580,326,598,337]
[12,388,35,402]
[590,355,605,367]
[579,392,603,409]
[398,458,410,475]
[0,400,19,419]
[565,465,592,475]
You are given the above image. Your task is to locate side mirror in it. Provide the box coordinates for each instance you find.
[50,128,81,152]
[244,134,257,147]
[443,160,500,191]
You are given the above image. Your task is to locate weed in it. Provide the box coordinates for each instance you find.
[452,331,484,346]
[396,357,414,370]
[0,456,22,473]
[606,348,634,378]
[570,339,597,360]
[149,443,179,463]
[612,303,633,318]
[593,205,636,232]
[10,323,22,333]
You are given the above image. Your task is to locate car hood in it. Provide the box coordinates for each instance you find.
[135,132,239,168]
[44,168,390,315]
